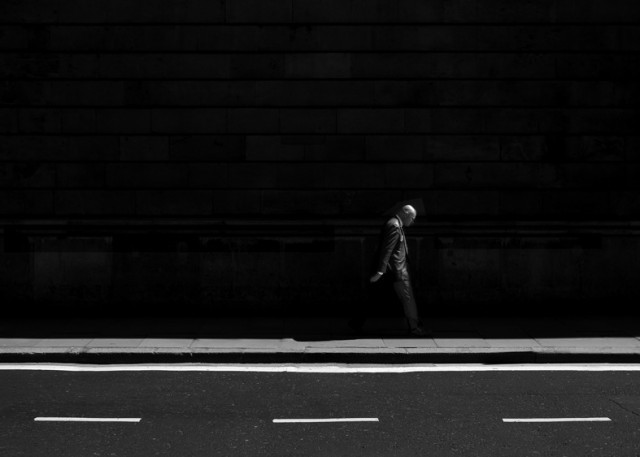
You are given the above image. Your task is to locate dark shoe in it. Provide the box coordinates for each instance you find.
[408,326,432,337]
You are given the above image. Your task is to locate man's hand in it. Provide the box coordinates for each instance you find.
[369,272,383,283]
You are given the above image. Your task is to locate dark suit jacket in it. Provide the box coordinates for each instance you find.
[372,216,409,282]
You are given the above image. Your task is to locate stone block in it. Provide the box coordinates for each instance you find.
[212,190,262,214]
[107,163,189,188]
[18,108,61,133]
[245,136,305,161]
[228,109,279,133]
[55,190,135,215]
[227,0,292,22]
[485,109,545,134]
[276,163,384,189]
[557,0,640,22]
[262,190,343,215]
[285,25,373,51]
[188,163,229,189]
[56,163,106,188]
[152,109,226,134]
[540,190,611,217]
[304,136,366,161]
[285,53,351,78]
[550,163,627,189]
[610,191,640,217]
[339,190,404,215]
[408,108,490,134]
[0,190,53,215]
[32,237,112,306]
[136,190,213,215]
[500,136,547,161]
[0,0,58,22]
[568,108,638,134]
[292,0,381,23]
[98,54,230,79]
[373,25,476,52]
[1,80,45,105]
[228,163,278,188]
[434,163,541,189]
[427,136,499,161]
[51,0,225,23]
[280,109,336,134]
[624,136,640,162]
[564,136,626,162]
[384,163,433,188]
[70,137,120,161]
[558,54,640,80]
[230,54,284,79]
[338,109,404,134]
[499,191,543,216]
[0,163,55,188]
[473,0,556,22]
[61,109,96,133]
[169,135,246,161]
[96,109,151,134]
[374,81,434,106]
[120,136,170,161]
[142,81,256,106]
[430,190,501,216]
[366,135,423,161]
[255,81,374,106]
[45,81,124,106]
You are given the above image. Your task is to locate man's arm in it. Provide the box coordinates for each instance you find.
[375,222,400,275]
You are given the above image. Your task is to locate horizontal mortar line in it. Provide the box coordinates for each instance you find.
[5,105,637,109]
[1,133,637,137]
[1,78,636,82]
[2,160,638,164]
[503,417,611,423]
[1,77,633,82]
[0,21,636,26]
[34,417,141,422]
[5,364,640,372]
[0,133,637,137]
[273,418,379,423]
[5,188,636,192]
[1,23,637,28]
[2,50,639,55]
[7,106,639,110]
[2,132,636,136]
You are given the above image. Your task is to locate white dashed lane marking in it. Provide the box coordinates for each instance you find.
[273,418,379,423]
[503,417,611,423]
[34,417,141,423]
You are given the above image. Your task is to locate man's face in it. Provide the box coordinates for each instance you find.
[404,211,416,227]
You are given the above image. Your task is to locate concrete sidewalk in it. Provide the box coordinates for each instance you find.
[1,317,640,364]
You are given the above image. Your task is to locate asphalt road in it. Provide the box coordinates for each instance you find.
[1,367,640,456]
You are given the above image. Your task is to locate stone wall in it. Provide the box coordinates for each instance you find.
[1,1,639,316]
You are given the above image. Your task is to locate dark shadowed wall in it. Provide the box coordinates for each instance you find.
[1,0,639,317]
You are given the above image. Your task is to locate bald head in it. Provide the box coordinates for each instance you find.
[398,205,417,227]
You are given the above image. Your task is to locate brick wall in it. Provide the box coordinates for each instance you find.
[1,1,639,316]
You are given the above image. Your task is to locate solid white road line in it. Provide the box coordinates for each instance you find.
[3,363,640,372]
[34,417,141,423]
[273,418,379,423]
[503,417,611,423]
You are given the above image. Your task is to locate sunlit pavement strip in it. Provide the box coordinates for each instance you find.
[3,363,640,372]
[34,417,141,423]
[273,418,379,423]
[503,418,611,423]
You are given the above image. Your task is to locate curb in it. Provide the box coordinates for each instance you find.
[2,349,640,364]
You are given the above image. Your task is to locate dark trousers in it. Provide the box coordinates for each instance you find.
[350,271,420,329]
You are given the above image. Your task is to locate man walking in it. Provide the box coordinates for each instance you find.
[350,205,430,336]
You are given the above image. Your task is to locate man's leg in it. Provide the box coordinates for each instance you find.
[393,279,420,329]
